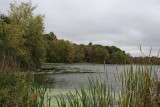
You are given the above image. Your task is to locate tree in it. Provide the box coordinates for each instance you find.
[109,51,130,64]
[84,45,92,62]
[46,39,75,63]
[106,46,121,54]
[45,32,57,41]
[57,40,75,62]
[0,14,9,54]
[88,42,93,46]
[4,1,47,68]
[92,45,109,63]
[45,32,57,62]
[73,44,85,62]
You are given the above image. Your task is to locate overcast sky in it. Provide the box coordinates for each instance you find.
[0,0,160,56]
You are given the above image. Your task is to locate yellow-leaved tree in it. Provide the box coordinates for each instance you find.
[1,1,47,68]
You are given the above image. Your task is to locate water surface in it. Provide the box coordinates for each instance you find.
[35,63,160,106]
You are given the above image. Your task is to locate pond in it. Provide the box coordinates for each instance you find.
[34,63,160,106]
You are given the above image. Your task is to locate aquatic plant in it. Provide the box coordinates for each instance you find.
[56,64,160,107]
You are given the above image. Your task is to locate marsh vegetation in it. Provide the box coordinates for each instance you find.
[0,1,160,107]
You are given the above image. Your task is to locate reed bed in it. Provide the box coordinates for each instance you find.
[56,64,160,107]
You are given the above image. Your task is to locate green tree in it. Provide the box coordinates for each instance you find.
[45,32,57,62]
[106,46,121,54]
[45,32,57,41]
[110,51,128,64]
[84,45,92,62]
[57,40,75,62]
[92,45,109,63]
[73,44,85,62]
[0,15,9,55]
[46,39,75,63]
[4,1,47,68]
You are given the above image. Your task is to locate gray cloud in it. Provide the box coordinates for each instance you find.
[0,0,160,56]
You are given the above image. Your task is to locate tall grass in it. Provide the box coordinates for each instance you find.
[56,64,160,107]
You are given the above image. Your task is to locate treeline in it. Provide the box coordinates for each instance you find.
[0,1,159,69]
[44,33,160,65]
[45,32,131,64]
[131,56,160,65]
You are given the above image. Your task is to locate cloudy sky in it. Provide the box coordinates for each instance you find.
[0,0,160,56]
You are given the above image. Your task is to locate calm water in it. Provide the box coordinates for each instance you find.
[35,63,160,90]
[35,63,160,106]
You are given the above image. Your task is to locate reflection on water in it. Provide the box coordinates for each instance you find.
[34,74,56,88]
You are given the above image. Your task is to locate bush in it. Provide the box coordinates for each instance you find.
[0,71,33,106]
